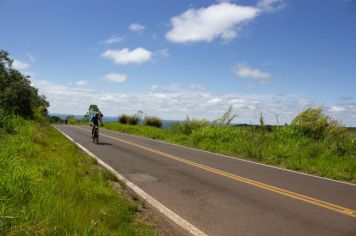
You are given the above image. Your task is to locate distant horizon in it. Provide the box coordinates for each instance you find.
[48,112,356,128]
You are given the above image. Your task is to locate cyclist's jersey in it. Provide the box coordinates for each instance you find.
[91,116,101,126]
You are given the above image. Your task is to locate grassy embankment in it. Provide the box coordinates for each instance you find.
[103,121,356,182]
[0,117,155,235]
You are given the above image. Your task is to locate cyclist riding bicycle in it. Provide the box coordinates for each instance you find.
[91,112,103,137]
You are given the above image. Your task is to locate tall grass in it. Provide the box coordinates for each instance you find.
[0,117,155,235]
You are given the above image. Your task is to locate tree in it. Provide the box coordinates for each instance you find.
[88,104,103,118]
[0,50,49,119]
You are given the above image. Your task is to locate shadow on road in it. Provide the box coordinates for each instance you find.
[97,142,112,146]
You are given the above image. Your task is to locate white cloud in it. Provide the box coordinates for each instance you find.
[102,73,127,83]
[208,98,222,104]
[30,78,356,126]
[27,53,36,63]
[13,59,30,70]
[75,80,88,86]
[100,35,124,44]
[165,2,259,43]
[101,48,152,65]
[155,49,170,58]
[189,84,206,90]
[170,83,182,89]
[129,23,145,33]
[233,63,270,83]
[148,83,206,92]
[23,71,37,77]
[329,106,346,112]
[257,0,286,12]
[150,84,159,90]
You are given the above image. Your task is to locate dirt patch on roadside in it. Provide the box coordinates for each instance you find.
[110,181,188,236]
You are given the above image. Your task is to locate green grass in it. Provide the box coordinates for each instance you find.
[104,122,356,182]
[347,127,356,135]
[0,118,155,235]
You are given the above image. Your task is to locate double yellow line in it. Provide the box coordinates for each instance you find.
[76,126,356,218]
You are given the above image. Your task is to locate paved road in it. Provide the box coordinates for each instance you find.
[56,125,356,236]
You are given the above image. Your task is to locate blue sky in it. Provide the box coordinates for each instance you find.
[1,0,356,125]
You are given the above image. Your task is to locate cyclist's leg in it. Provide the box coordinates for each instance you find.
[92,125,96,136]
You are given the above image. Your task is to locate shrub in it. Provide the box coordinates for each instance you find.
[144,116,162,128]
[128,115,140,125]
[118,114,129,124]
[48,115,63,124]
[326,120,347,140]
[176,116,209,135]
[65,115,77,125]
[291,107,345,140]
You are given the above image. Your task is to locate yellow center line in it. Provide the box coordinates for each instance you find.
[76,126,356,218]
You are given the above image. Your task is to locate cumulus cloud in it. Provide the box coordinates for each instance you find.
[129,23,145,33]
[101,48,152,65]
[13,59,30,70]
[100,35,124,44]
[257,0,286,12]
[189,84,206,90]
[30,78,356,126]
[340,96,353,101]
[208,98,222,104]
[148,83,206,92]
[27,53,36,63]
[75,80,88,86]
[329,106,346,112]
[102,73,127,83]
[165,1,286,44]
[233,63,270,84]
[155,49,170,58]
[166,2,259,43]
[150,84,159,90]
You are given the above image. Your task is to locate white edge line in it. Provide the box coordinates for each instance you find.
[53,125,207,236]
[92,125,356,187]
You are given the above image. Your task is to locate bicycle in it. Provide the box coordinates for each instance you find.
[92,125,99,144]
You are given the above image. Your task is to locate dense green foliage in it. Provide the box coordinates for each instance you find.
[0,118,155,235]
[128,115,140,125]
[144,116,162,128]
[291,107,346,140]
[104,109,356,182]
[88,104,103,117]
[0,50,48,119]
[48,115,63,124]
[0,108,14,134]
[174,117,209,135]
[118,114,130,124]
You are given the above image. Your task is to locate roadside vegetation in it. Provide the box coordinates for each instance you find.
[103,107,356,182]
[0,118,155,235]
[0,50,155,235]
[144,116,162,128]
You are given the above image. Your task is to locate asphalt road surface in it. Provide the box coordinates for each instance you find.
[55,125,356,236]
